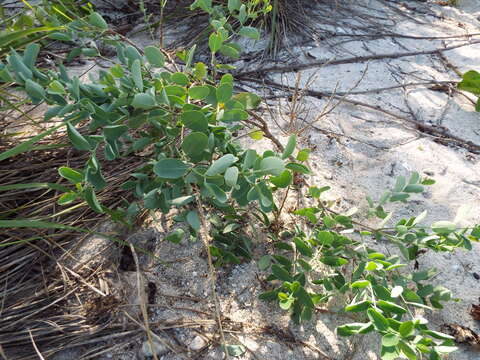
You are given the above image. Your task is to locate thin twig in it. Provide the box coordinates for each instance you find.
[129,244,159,360]
[195,197,230,360]
[235,39,480,77]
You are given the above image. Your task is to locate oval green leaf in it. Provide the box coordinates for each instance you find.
[154,158,189,179]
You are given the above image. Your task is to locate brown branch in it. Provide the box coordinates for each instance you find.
[235,39,480,77]
[242,77,480,154]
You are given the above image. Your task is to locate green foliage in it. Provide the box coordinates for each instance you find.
[0,0,92,58]
[190,0,268,65]
[1,4,478,360]
[260,175,478,359]
[0,8,307,253]
[458,70,480,111]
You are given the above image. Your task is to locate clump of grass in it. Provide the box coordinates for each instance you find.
[160,0,322,56]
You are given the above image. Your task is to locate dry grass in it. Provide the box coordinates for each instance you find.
[158,0,323,56]
[0,128,146,358]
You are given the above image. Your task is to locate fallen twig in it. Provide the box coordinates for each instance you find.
[235,39,480,77]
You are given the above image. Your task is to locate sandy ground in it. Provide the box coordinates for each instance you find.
[50,1,480,359]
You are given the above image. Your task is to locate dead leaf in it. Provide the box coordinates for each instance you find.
[470,304,480,321]
[440,323,480,347]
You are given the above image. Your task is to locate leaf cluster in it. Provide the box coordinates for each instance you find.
[259,177,479,359]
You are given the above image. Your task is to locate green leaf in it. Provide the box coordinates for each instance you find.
[187,210,201,231]
[222,109,249,122]
[351,280,370,289]
[171,72,189,86]
[219,44,240,59]
[233,92,261,109]
[181,110,208,132]
[298,259,312,271]
[422,330,454,340]
[194,62,207,79]
[270,170,292,188]
[84,186,104,213]
[222,223,239,234]
[296,149,310,162]
[377,300,407,315]
[345,300,371,312]
[282,134,297,159]
[320,256,348,267]
[337,322,373,336]
[103,125,128,141]
[224,344,246,357]
[271,264,293,282]
[8,52,32,80]
[131,93,156,109]
[23,43,40,68]
[0,27,58,52]
[190,0,213,13]
[189,85,210,100]
[245,130,263,141]
[458,70,480,95]
[88,12,108,30]
[380,345,400,360]
[208,32,223,53]
[58,166,84,184]
[66,123,91,151]
[228,0,241,12]
[224,167,239,187]
[0,219,77,230]
[390,193,409,202]
[25,79,45,102]
[238,4,247,23]
[216,83,233,103]
[259,290,278,301]
[421,178,436,185]
[399,321,415,338]
[382,334,400,347]
[182,132,208,162]
[394,176,406,192]
[204,182,227,203]
[398,341,417,360]
[431,221,456,235]
[131,59,143,91]
[285,162,310,174]
[294,237,313,257]
[309,186,330,199]
[367,308,389,331]
[206,154,238,176]
[258,255,271,270]
[260,156,285,176]
[0,182,67,192]
[238,26,260,40]
[165,228,185,244]
[170,196,195,206]
[125,45,142,64]
[154,158,189,179]
[58,191,79,205]
[144,46,165,67]
[403,184,423,193]
[294,285,315,308]
[47,80,66,95]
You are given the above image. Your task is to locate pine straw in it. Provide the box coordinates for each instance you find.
[0,132,146,359]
